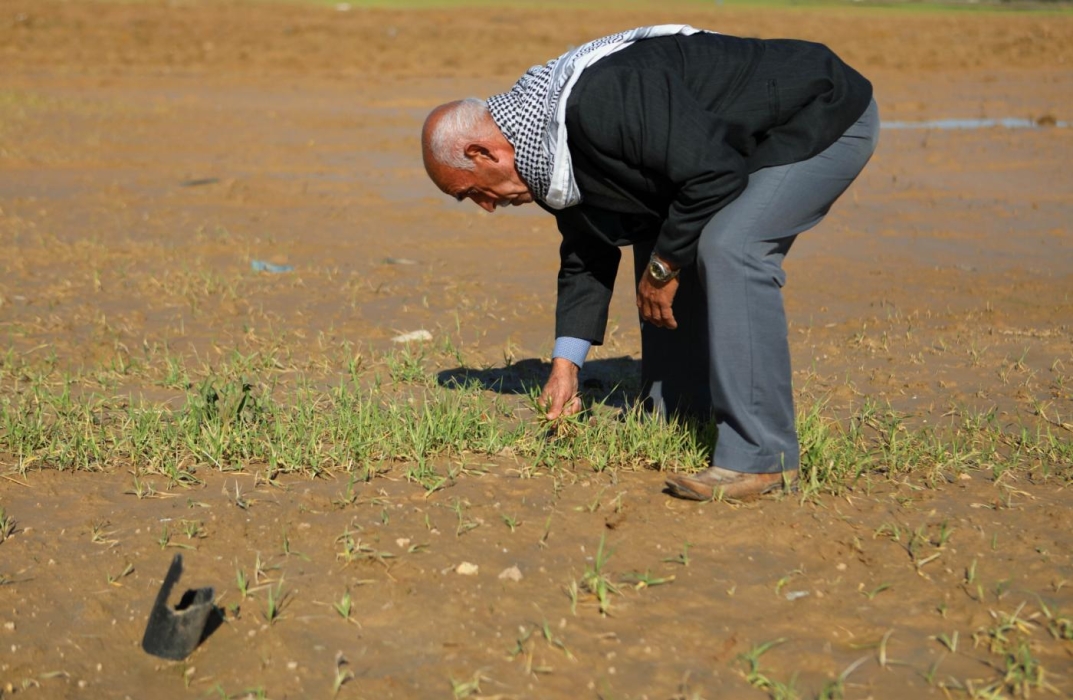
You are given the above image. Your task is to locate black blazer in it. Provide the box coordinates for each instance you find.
[544,33,873,344]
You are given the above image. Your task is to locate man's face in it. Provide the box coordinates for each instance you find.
[434,150,533,213]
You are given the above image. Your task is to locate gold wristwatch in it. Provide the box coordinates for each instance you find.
[647,253,679,283]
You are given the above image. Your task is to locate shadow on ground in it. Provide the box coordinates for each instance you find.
[436,356,643,410]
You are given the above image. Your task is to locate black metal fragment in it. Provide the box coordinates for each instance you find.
[141,554,219,661]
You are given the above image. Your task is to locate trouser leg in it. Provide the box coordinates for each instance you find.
[640,98,880,472]
[700,228,799,473]
[704,98,879,473]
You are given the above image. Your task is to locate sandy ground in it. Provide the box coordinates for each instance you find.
[1,1,1072,698]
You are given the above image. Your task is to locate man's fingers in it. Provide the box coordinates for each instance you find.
[641,301,676,329]
[564,395,582,416]
[540,390,566,420]
[642,298,661,325]
[556,395,581,419]
[541,391,582,421]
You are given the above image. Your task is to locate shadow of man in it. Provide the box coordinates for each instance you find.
[436,356,643,412]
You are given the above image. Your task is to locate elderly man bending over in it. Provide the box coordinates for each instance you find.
[422,26,878,500]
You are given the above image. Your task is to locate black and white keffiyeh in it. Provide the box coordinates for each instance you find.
[487,24,704,210]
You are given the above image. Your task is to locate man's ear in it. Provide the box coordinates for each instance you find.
[463,142,497,163]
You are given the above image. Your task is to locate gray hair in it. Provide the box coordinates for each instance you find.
[426,98,493,171]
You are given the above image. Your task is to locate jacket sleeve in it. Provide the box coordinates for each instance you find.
[554,211,621,345]
[569,66,750,269]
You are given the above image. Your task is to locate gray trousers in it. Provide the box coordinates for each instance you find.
[633,98,880,474]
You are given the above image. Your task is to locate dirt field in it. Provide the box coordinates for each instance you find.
[2,1,1072,698]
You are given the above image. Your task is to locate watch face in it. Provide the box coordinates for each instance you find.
[648,260,669,281]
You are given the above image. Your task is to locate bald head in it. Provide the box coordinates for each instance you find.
[420,99,533,211]
[422,98,496,177]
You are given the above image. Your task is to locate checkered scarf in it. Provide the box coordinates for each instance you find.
[487,25,703,210]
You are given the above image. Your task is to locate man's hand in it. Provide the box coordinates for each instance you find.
[637,272,679,329]
[539,357,582,420]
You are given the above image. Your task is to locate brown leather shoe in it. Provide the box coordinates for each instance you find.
[665,465,798,501]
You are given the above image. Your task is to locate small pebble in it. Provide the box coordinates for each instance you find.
[456,562,479,576]
[498,565,523,582]
[391,330,432,343]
